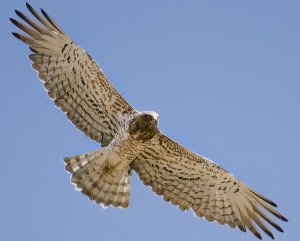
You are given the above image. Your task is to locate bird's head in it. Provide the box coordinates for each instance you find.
[140,111,159,123]
[128,111,160,142]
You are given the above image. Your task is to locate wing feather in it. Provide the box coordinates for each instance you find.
[11,3,135,146]
[131,134,287,239]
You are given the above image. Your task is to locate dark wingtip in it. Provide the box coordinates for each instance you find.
[9,17,17,25]
[40,8,49,22]
[265,199,277,208]
[15,9,21,16]
[15,9,26,20]
[26,2,33,11]
[29,47,37,53]
[12,32,20,39]
[265,230,274,240]
[254,233,262,240]
[40,8,47,17]
[40,8,52,23]
[274,224,284,233]
[272,202,277,208]
[250,190,277,207]
[281,216,288,222]
[237,225,246,232]
[10,17,23,30]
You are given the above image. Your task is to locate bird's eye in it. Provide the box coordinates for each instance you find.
[143,114,153,121]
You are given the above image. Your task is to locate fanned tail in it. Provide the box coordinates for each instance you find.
[64,149,130,208]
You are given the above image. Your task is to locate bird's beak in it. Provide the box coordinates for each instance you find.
[156,117,159,125]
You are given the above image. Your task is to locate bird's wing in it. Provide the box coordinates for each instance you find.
[11,3,135,146]
[131,133,287,239]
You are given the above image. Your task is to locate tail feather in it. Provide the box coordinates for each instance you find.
[64,149,130,208]
[64,150,101,173]
[102,173,130,208]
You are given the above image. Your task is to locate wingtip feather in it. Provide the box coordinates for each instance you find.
[40,8,47,15]
[41,8,50,21]
[40,7,63,33]
[26,2,37,17]
[26,2,32,9]
[15,9,24,19]
[10,17,24,31]
[9,18,20,29]
[12,32,20,39]
[255,233,262,240]
[276,225,284,233]
[9,17,16,24]
[29,46,37,53]
[264,229,275,239]
[237,225,246,232]
[250,190,277,207]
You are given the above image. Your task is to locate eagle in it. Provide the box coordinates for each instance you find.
[11,3,287,239]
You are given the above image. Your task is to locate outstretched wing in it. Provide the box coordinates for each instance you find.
[131,134,287,239]
[11,3,135,146]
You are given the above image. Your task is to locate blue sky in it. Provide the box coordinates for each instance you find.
[1,1,299,240]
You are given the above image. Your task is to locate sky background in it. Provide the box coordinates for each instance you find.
[1,1,299,241]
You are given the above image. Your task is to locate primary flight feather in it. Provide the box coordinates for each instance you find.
[11,3,287,239]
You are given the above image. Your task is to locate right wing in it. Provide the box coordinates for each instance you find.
[11,3,135,146]
[131,133,287,239]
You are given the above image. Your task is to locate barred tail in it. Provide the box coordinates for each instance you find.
[64,149,130,208]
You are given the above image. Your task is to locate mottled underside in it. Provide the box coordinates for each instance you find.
[11,3,287,240]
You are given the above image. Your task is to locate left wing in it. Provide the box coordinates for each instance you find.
[131,134,287,239]
[11,3,135,146]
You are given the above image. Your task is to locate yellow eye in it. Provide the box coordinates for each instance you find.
[143,114,153,121]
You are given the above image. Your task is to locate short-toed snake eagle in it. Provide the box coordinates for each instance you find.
[11,3,287,239]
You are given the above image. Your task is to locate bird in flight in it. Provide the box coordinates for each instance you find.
[11,3,287,239]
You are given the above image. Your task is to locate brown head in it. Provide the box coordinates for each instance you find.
[128,111,160,142]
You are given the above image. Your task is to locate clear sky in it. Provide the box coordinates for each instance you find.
[1,1,299,241]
